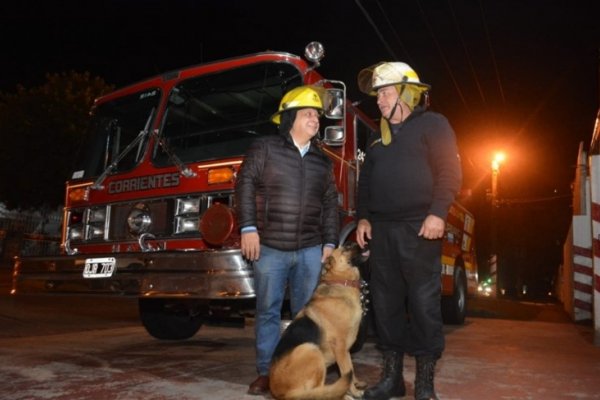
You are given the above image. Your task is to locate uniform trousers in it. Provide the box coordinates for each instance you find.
[369,219,444,357]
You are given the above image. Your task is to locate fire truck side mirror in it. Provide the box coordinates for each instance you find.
[323,126,345,146]
[324,88,344,120]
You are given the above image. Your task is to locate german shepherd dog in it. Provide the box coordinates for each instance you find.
[269,242,367,400]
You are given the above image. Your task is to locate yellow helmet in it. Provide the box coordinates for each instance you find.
[357,61,430,96]
[271,85,325,125]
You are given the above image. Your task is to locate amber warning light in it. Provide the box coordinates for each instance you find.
[68,187,88,203]
[208,167,234,185]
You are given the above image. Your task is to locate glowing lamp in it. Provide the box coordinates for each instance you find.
[208,167,234,185]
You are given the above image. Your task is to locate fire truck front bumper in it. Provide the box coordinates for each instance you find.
[11,249,255,299]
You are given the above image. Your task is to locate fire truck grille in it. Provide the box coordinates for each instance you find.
[67,192,235,244]
[109,200,174,240]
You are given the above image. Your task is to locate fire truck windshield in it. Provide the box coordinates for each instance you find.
[72,89,161,180]
[70,62,303,181]
[152,62,302,166]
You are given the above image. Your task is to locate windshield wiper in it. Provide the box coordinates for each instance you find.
[153,107,196,178]
[90,107,156,190]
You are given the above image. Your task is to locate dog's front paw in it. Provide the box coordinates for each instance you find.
[353,380,368,390]
[344,393,363,400]
[345,388,364,399]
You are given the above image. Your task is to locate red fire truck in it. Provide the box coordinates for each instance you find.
[12,42,478,340]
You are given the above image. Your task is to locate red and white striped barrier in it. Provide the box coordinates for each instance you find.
[589,155,600,344]
[572,241,593,321]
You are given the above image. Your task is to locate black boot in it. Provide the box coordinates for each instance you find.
[363,351,406,400]
[415,355,439,400]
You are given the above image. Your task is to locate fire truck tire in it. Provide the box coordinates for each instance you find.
[441,266,467,325]
[138,298,204,340]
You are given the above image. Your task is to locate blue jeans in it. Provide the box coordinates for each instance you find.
[253,244,322,375]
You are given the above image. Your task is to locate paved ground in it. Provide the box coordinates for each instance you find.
[1,265,600,399]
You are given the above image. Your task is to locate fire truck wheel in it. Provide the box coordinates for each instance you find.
[441,266,467,325]
[139,298,204,340]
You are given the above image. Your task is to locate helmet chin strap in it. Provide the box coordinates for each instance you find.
[385,99,403,123]
[380,99,404,146]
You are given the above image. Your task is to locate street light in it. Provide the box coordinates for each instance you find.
[490,152,505,296]
[491,152,505,207]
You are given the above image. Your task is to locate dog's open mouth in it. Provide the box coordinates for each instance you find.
[343,242,370,265]
[360,244,370,259]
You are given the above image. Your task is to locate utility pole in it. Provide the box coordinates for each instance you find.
[490,152,504,297]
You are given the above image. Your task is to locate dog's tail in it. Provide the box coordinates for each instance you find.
[284,371,353,400]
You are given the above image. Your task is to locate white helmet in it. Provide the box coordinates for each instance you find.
[358,61,430,95]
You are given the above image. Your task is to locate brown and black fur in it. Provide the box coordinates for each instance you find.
[269,243,366,400]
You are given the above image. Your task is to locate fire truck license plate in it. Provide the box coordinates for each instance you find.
[83,257,116,278]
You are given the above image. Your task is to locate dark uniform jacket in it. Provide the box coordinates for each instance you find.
[357,109,462,223]
[235,133,339,251]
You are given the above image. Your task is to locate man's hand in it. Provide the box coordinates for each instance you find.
[356,219,372,249]
[241,231,260,261]
[321,245,334,263]
[418,214,446,239]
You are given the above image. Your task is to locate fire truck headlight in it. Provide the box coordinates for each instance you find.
[68,226,84,241]
[87,207,107,223]
[175,216,200,233]
[88,225,105,239]
[175,197,201,234]
[176,198,200,214]
[127,204,152,234]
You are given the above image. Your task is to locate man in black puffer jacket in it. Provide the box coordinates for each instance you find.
[235,85,339,396]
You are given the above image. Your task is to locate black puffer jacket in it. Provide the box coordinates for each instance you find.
[235,134,339,251]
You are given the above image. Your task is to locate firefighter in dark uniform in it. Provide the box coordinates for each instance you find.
[355,62,462,400]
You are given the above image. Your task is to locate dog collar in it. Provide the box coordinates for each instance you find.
[321,279,370,316]
[321,279,362,289]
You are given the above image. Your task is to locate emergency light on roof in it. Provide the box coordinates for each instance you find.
[304,41,325,64]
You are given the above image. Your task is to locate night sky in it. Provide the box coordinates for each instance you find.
[2,0,599,293]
